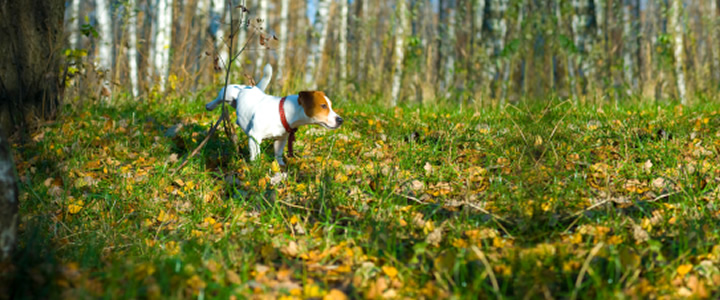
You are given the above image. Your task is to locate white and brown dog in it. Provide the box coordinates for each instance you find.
[205,64,343,166]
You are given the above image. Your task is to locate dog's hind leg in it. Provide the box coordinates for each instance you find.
[273,137,288,166]
[248,136,262,161]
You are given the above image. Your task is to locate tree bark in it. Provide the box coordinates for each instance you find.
[390,0,408,106]
[711,0,720,85]
[622,0,635,95]
[96,0,113,73]
[277,0,290,84]
[305,0,330,89]
[254,0,268,74]
[0,131,18,300]
[670,0,687,104]
[69,0,81,48]
[127,0,140,97]
[440,0,457,98]
[211,0,228,69]
[338,0,349,92]
[0,0,65,132]
[154,0,172,92]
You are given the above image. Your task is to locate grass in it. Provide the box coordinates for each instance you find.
[10,95,720,299]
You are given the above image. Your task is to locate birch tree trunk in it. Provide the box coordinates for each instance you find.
[390,0,408,106]
[622,0,634,95]
[96,0,113,73]
[211,0,227,69]
[357,0,370,83]
[338,0,349,92]
[670,0,687,104]
[127,0,140,97]
[277,0,290,84]
[711,0,720,85]
[557,0,576,96]
[484,0,508,103]
[305,0,330,89]
[154,0,172,92]
[69,0,81,48]
[474,0,485,50]
[441,0,456,98]
[255,0,268,74]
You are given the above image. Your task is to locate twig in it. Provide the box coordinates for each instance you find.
[172,1,251,175]
[171,116,223,175]
[393,192,427,205]
[565,198,611,220]
[571,242,604,300]
[277,199,317,211]
[470,246,502,300]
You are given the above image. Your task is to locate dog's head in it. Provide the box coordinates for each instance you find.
[298,91,343,129]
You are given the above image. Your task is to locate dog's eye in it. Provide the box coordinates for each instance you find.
[321,104,328,109]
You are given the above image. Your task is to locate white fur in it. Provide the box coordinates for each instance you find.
[205,65,342,166]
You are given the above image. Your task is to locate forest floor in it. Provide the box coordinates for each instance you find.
[11,96,720,299]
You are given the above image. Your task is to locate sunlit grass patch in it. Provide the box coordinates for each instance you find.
[13,98,720,298]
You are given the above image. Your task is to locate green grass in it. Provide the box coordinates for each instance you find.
[11,95,720,299]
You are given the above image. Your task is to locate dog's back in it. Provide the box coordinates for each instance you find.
[205,64,273,111]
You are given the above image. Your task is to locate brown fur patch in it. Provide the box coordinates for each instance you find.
[298,91,330,122]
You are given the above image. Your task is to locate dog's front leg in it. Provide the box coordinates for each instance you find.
[273,136,288,166]
[248,135,262,161]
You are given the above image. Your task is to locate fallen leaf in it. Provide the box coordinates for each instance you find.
[323,289,348,300]
[382,266,398,279]
[677,264,693,276]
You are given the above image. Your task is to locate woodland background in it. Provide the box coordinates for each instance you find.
[64,0,720,107]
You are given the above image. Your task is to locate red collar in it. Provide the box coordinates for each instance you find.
[279,97,297,134]
[279,97,297,157]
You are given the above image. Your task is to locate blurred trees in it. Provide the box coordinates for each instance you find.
[61,0,720,105]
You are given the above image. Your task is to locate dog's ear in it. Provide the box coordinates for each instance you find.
[298,91,310,108]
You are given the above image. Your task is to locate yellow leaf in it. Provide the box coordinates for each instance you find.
[323,289,348,300]
[290,215,299,225]
[68,199,84,214]
[677,264,693,276]
[271,161,281,173]
[382,266,398,278]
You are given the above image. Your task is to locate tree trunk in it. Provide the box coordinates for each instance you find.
[0,0,65,131]
[357,0,370,83]
[128,0,140,97]
[211,0,227,69]
[622,0,634,95]
[277,0,290,84]
[484,0,508,103]
[711,0,720,85]
[69,0,81,48]
[96,0,113,73]
[0,0,63,296]
[0,132,18,300]
[441,0,456,98]
[154,0,172,92]
[390,0,408,106]
[670,0,687,104]
[305,0,330,89]
[338,0,349,92]
[254,0,268,74]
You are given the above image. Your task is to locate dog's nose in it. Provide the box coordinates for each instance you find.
[336,116,344,125]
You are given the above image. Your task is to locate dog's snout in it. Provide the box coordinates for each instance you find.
[336,116,344,125]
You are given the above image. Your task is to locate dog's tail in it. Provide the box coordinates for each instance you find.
[256,64,273,92]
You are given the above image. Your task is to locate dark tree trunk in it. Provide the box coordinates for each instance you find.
[0,132,18,300]
[0,0,65,134]
[0,1,64,297]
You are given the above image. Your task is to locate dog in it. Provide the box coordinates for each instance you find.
[205,64,343,166]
